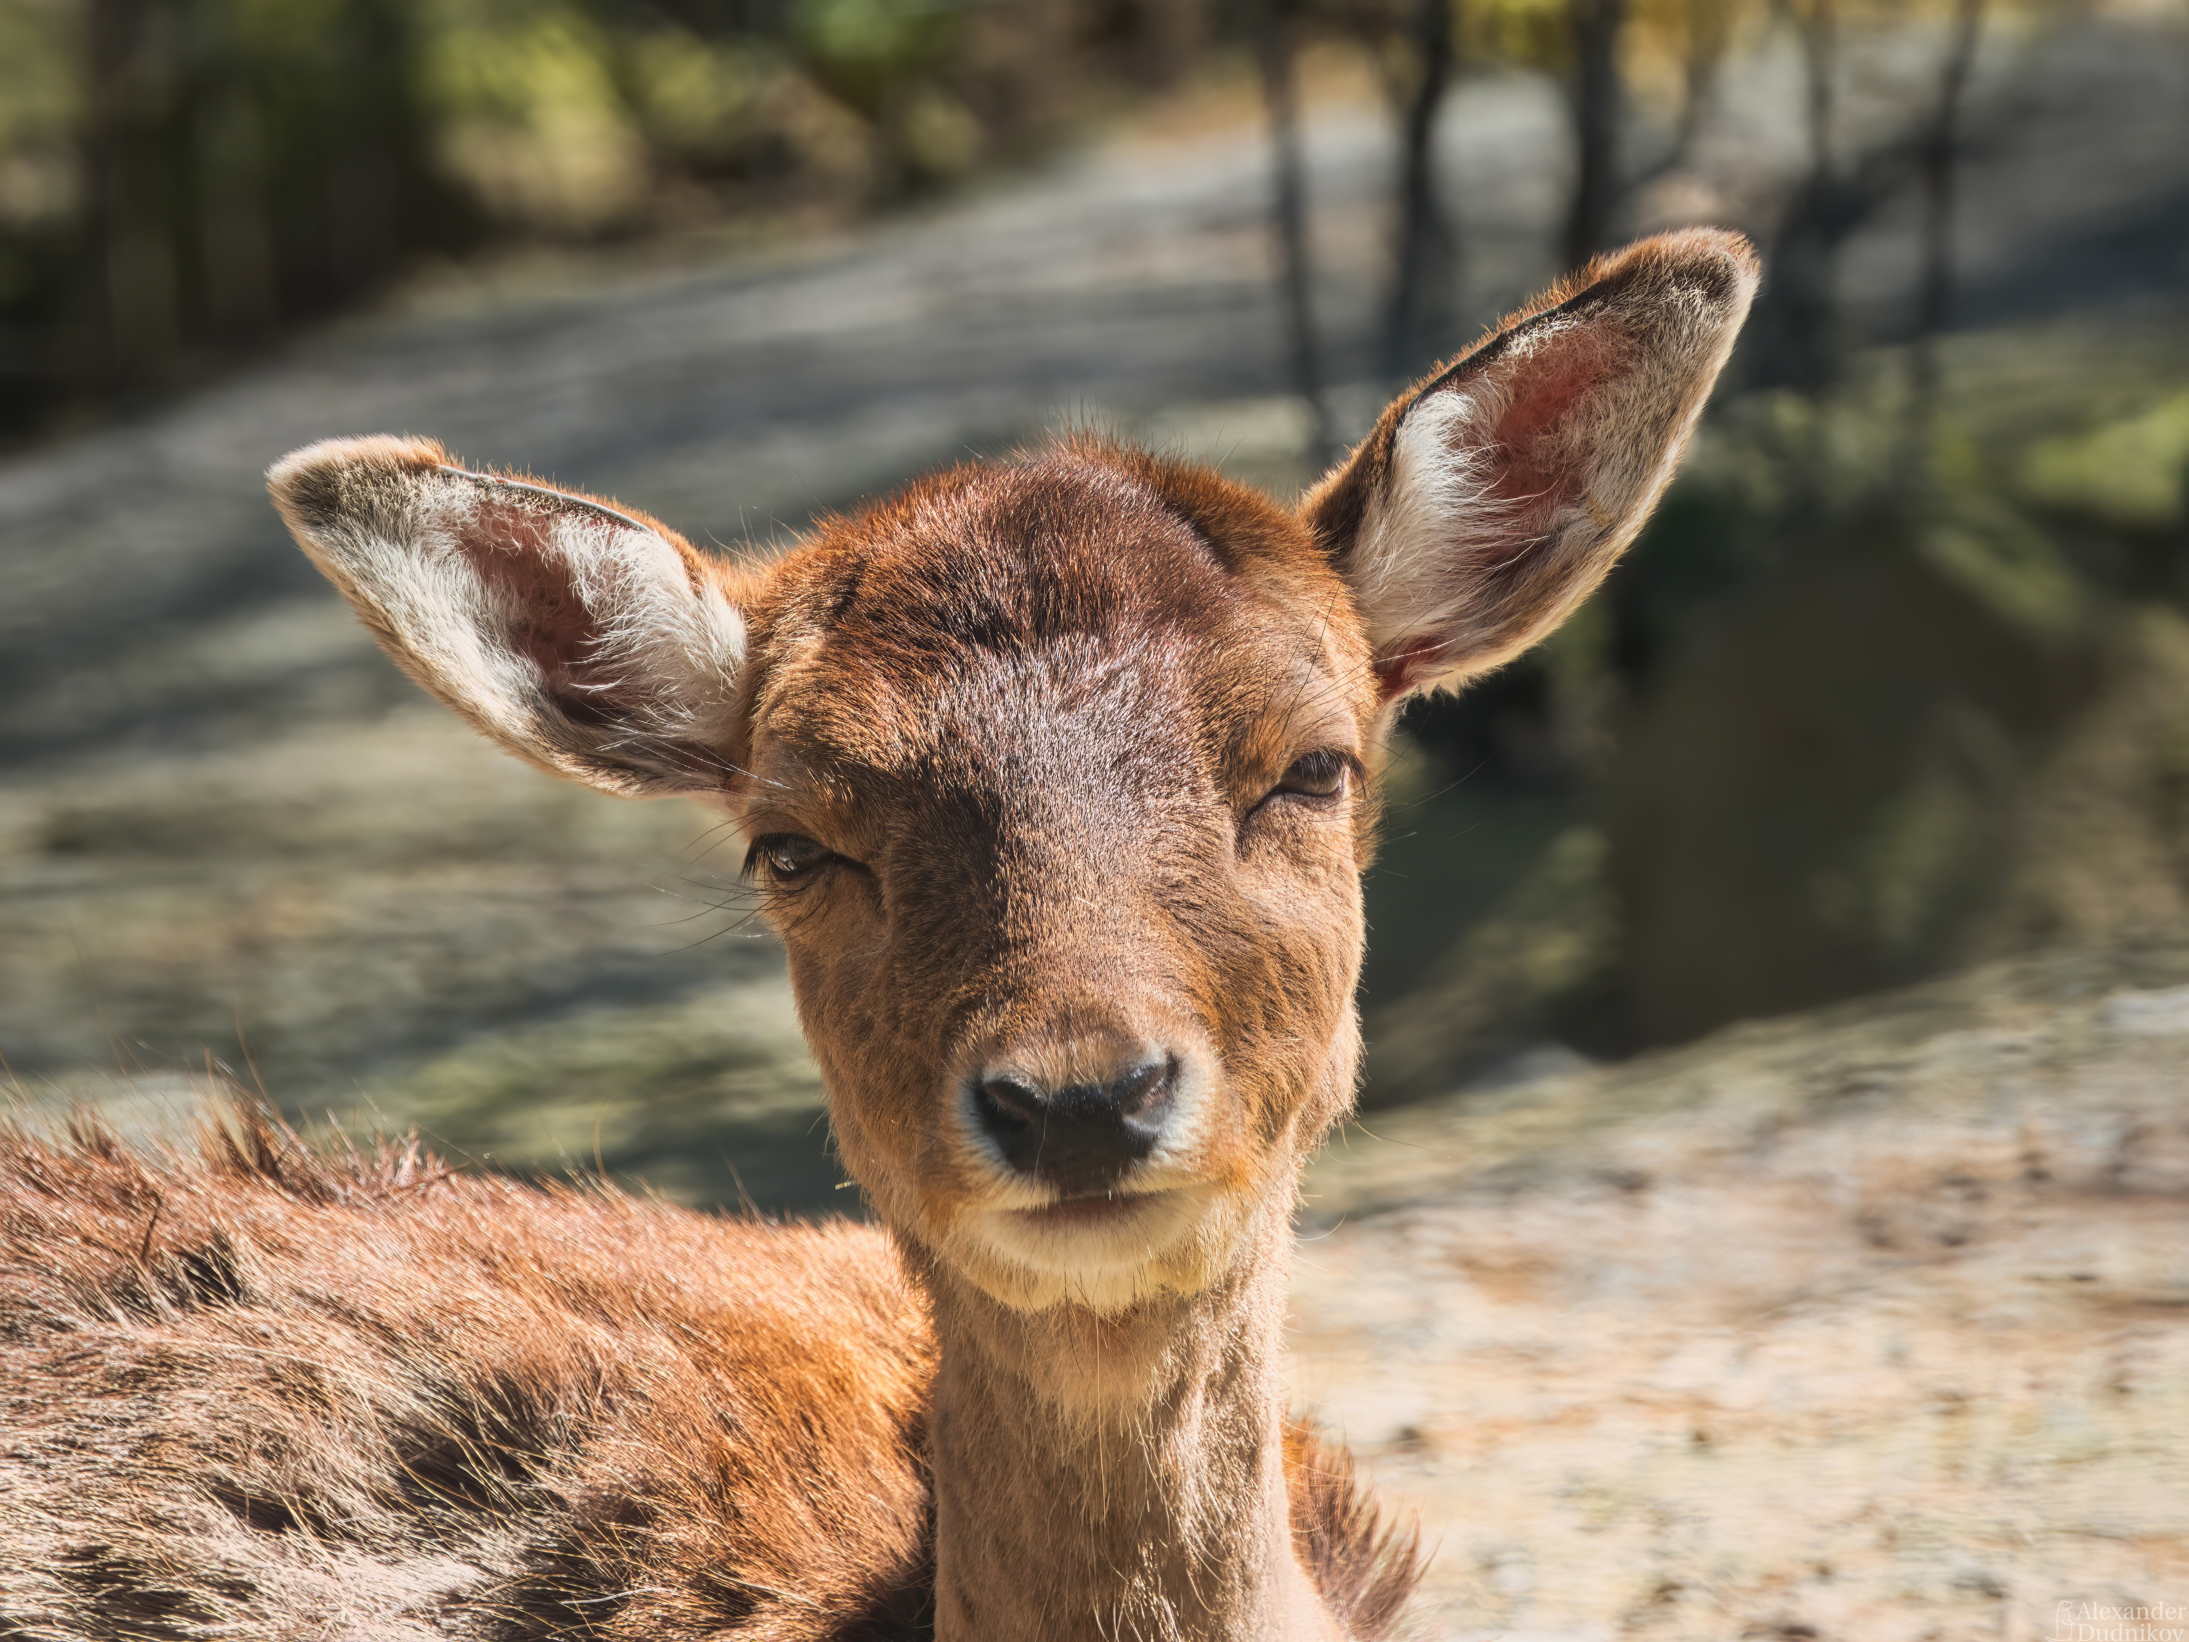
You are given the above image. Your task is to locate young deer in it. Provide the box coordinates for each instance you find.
[0,231,1755,1641]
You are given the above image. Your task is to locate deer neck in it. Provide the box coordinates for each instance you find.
[911,1202,1341,1642]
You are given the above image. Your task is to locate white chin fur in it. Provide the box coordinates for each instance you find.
[949,1185,1244,1313]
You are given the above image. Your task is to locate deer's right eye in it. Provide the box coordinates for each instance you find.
[745,833,835,883]
[1274,749,1350,800]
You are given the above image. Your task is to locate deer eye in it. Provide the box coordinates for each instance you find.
[1272,750,1350,801]
[745,833,835,882]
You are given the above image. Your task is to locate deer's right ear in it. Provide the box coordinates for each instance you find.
[1305,229,1758,701]
[269,436,747,797]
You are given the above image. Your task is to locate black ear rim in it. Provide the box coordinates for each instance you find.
[1302,230,1759,566]
[1394,229,1761,434]
[434,463,668,541]
[1394,282,1583,429]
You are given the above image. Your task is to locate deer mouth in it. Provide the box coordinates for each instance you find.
[1011,1189,1174,1229]
[977,1180,1220,1271]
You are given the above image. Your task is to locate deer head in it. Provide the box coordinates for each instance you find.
[269,231,1756,1319]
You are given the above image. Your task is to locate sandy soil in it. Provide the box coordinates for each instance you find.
[1294,944,2189,1641]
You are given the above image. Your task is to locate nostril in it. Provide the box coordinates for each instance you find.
[973,1074,1045,1134]
[1107,1056,1176,1123]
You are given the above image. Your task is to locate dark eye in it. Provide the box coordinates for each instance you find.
[745,833,835,882]
[1272,749,1350,801]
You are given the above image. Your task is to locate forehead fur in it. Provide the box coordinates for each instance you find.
[739,440,1369,773]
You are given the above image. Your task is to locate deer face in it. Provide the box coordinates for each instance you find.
[732,452,1378,1308]
[271,230,1756,1314]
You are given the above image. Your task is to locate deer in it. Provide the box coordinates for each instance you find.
[0,230,1755,1642]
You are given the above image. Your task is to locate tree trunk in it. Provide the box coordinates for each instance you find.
[82,0,177,389]
[1561,0,1625,273]
[1906,0,1987,470]
[1742,0,1846,395]
[1381,0,1458,382]
[1257,2,1335,470]
[1667,0,1731,175]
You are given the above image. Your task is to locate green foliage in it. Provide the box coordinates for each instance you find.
[792,0,958,93]
[0,2,76,324]
[1386,309,2189,1083]
[419,0,649,230]
[2021,390,2189,531]
[0,0,1142,434]
[0,2,77,200]
[1601,352,2189,1044]
[622,28,777,152]
[1462,0,1571,70]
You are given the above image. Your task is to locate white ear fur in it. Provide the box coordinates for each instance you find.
[1313,230,1759,699]
[269,436,745,796]
[1344,378,1532,662]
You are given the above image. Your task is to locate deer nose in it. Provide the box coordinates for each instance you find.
[969,1054,1178,1194]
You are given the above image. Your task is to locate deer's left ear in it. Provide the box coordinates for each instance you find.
[269,436,749,797]
[1304,229,1759,700]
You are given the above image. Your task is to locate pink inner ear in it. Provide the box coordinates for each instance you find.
[453,502,622,727]
[1372,641,1441,702]
[1473,328,1637,561]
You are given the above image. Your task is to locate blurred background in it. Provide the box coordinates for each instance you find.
[6,2,2189,1630]
[2,0,2187,1206]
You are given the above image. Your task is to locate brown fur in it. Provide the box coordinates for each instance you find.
[0,1104,1403,1641]
[2,233,1756,1641]
[0,1106,935,1640]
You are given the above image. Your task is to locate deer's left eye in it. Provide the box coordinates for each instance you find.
[1271,750,1350,802]
[745,833,835,882]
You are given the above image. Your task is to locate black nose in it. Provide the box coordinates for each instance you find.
[970,1056,1177,1195]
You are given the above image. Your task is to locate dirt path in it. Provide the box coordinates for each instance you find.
[3,15,2186,1211]
[1295,942,2189,1640]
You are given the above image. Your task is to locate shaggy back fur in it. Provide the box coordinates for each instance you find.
[0,1106,1410,1641]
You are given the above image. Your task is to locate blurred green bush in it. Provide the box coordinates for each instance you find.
[0,0,1211,437]
[1375,321,2189,1097]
